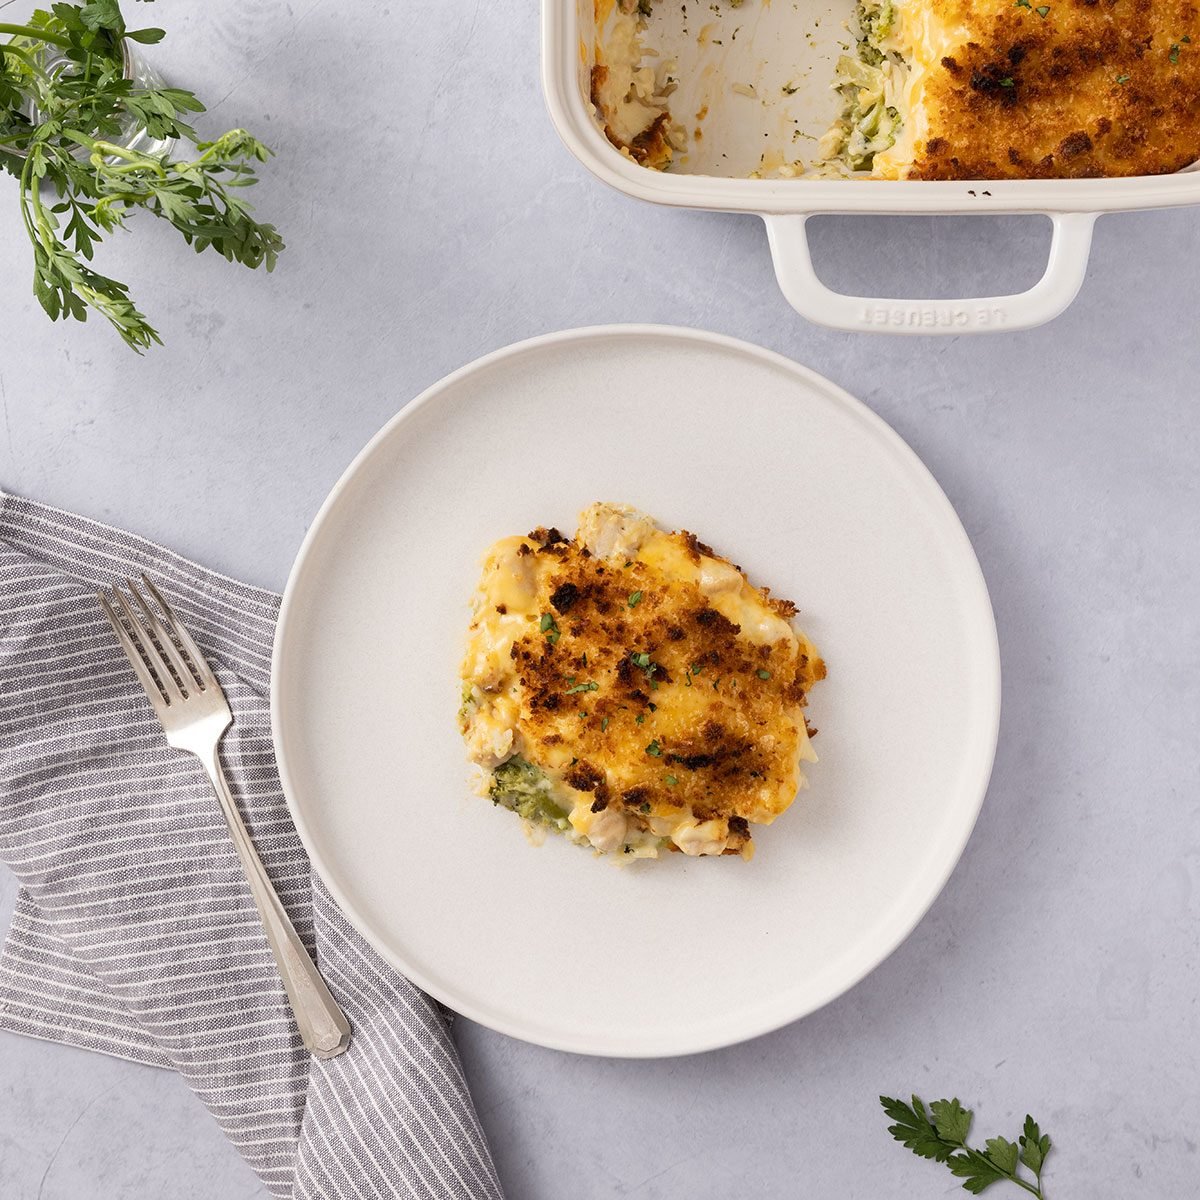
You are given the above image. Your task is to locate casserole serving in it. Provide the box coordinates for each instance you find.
[459,502,826,861]
[543,0,1200,333]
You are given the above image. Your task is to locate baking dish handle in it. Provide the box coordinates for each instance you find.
[763,212,1097,334]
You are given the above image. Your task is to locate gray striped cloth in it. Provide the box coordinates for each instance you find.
[0,490,504,1200]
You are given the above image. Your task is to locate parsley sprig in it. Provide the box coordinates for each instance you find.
[881,1095,1052,1198]
[1,1,282,349]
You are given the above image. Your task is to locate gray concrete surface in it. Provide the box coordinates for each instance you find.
[1,1,1198,1197]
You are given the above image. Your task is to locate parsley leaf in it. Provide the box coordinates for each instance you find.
[948,1148,1009,1194]
[1018,1116,1051,1178]
[757,668,772,680]
[882,1096,1052,1198]
[985,1137,1020,1175]
[932,1098,973,1145]
[881,1095,956,1162]
[87,0,130,31]
[645,740,662,757]
[564,681,598,695]
[628,590,643,608]
[540,614,561,644]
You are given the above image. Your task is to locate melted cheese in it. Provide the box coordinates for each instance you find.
[592,9,669,148]
[872,4,962,178]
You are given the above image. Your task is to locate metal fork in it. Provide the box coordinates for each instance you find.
[98,575,351,1060]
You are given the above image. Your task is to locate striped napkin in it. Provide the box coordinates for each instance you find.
[0,490,504,1200]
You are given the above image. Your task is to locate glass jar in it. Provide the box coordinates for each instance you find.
[9,34,175,160]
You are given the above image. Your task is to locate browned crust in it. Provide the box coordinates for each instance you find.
[908,0,1200,179]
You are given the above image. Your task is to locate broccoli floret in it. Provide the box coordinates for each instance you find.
[489,757,571,831]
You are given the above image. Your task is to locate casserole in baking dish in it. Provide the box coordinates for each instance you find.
[543,0,1200,333]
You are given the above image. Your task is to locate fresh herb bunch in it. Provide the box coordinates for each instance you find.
[0,0,282,349]
[881,1095,1053,1198]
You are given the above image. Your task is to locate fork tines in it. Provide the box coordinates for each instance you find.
[98,575,216,709]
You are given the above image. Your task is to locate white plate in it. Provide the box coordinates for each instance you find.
[272,326,1000,1058]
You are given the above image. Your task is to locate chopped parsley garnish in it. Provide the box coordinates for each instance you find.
[628,590,643,608]
[999,76,1015,87]
[601,717,610,732]
[665,775,678,786]
[757,668,772,680]
[639,801,651,813]
[630,651,659,683]
[645,740,662,757]
[565,681,599,695]
[1035,5,1049,14]
[1170,42,1181,63]
[1116,73,1131,83]
[636,713,645,725]
[1013,0,1031,7]
[648,703,657,712]
[690,663,704,675]
[539,613,560,645]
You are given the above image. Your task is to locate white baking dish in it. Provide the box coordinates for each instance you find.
[542,0,1200,334]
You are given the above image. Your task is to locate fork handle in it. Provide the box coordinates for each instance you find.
[201,747,352,1060]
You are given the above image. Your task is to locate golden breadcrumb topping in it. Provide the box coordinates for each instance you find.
[908,0,1200,179]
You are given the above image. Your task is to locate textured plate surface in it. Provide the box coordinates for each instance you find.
[272,326,1000,1057]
